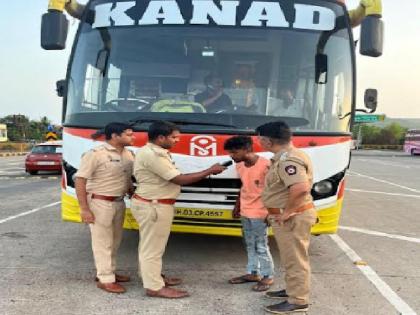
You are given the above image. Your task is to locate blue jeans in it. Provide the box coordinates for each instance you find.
[241,217,274,278]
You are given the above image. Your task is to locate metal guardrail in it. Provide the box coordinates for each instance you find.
[0,142,36,153]
[0,152,28,157]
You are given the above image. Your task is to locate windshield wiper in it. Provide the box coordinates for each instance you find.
[128,117,238,129]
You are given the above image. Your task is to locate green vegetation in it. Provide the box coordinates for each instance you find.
[353,123,408,145]
[0,115,61,141]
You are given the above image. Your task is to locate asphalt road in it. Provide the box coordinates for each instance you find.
[0,151,419,315]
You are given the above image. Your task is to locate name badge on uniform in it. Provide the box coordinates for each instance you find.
[108,156,121,162]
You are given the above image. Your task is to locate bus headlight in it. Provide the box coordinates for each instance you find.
[311,171,346,200]
[313,180,333,195]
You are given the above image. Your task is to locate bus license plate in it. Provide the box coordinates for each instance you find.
[175,208,225,218]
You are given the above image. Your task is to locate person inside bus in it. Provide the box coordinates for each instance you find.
[267,87,306,119]
[279,87,304,117]
[231,64,257,109]
[194,74,233,113]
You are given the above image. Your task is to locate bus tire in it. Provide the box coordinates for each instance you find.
[28,170,38,175]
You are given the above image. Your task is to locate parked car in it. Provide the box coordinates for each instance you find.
[25,141,62,175]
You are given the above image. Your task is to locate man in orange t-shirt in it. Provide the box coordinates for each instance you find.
[224,136,274,292]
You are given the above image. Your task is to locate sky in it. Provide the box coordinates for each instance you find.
[0,0,419,124]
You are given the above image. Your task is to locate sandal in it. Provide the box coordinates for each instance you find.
[229,274,261,284]
[252,277,274,292]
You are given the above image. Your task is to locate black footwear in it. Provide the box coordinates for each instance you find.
[265,301,308,314]
[265,289,288,299]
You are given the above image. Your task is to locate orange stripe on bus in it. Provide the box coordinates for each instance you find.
[64,127,351,154]
[337,179,346,199]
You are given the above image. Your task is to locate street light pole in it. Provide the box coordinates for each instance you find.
[357,124,363,150]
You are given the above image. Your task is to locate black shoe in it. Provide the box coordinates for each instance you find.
[265,289,288,299]
[265,301,308,314]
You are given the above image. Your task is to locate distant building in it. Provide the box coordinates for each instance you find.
[0,124,7,142]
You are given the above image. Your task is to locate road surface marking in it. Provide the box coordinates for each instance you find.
[356,158,413,169]
[0,201,61,224]
[330,234,417,315]
[339,226,420,244]
[346,188,420,199]
[348,171,420,194]
[0,168,25,172]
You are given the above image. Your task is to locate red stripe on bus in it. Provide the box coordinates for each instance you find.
[64,128,351,154]
[61,171,66,189]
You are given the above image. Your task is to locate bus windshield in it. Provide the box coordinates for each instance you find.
[66,1,352,133]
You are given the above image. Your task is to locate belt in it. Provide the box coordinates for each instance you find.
[91,194,124,202]
[132,194,176,205]
[267,203,314,215]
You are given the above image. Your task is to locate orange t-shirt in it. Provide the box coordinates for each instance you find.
[236,156,271,219]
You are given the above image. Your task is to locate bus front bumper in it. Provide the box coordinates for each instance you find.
[61,191,342,236]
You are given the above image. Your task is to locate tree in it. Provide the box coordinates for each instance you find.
[382,123,407,145]
[0,115,57,141]
[353,122,408,145]
[361,124,381,144]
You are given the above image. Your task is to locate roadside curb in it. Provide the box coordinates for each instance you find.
[0,152,28,157]
[0,176,60,180]
[352,154,417,158]
[351,150,414,158]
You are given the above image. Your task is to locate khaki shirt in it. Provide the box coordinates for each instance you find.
[262,147,313,209]
[75,143,134,196]
[133,143,181,199]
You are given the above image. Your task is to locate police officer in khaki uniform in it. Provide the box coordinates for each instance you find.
[131,121,226,299]
[75,122,135,294]
[256,121,317,314]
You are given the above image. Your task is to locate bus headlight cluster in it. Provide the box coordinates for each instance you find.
[313,180,333,195]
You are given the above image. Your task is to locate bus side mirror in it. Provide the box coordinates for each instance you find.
[56,80,67,97]
[364,89,378,112]
[360,16,384,57]
[41,11,69,50]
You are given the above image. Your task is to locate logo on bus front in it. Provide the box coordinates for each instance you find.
[190,136,217,156]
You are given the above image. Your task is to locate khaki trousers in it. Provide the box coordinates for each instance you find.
[130,199,175,291]
[270,208,317,305]
[88,198,125,284]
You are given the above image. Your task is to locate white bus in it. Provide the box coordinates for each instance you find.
[42,0,383,235]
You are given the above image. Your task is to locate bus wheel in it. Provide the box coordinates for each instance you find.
[29,170,38,175]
